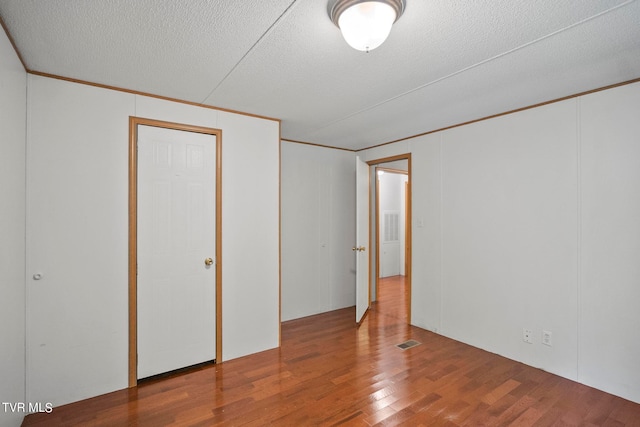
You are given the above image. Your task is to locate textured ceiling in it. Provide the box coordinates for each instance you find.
[1,0,639,150]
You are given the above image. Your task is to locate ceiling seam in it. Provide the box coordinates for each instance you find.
[281,138,356,152]
[199,0,300,105]
[308,0,637,134]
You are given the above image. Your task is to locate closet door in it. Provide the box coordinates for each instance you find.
[137,125,216,378]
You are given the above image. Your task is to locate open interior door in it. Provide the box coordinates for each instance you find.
[355,156,370,323]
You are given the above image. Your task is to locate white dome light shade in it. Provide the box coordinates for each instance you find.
[330,0,406,53]
[338,2,396,52]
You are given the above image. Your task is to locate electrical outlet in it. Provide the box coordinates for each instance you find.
[523,328,533,344]
[542,330,552,347]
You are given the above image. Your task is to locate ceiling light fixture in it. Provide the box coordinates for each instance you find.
[330,0,405,52]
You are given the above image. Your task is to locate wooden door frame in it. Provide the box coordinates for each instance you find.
[366,153,412,324]
[128,117,222,387]
[405,180,409,277]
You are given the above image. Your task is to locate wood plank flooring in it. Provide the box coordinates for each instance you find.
[23,276,640,426]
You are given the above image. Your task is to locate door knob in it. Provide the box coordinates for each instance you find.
[358,246,366,252]
[204,257,214,266]
[352,246,366,252]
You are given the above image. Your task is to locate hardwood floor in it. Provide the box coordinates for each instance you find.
[373,275,408,323]
[23,275,640,426]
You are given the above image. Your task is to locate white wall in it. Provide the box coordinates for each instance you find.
[218,112,280,360]
[360,81,640,404]
[281,142,355,321]
[441,101,579,378]
[0,27,27,427]
[25,75,280,408]
[26,74,134,409]
[579,83,640,402]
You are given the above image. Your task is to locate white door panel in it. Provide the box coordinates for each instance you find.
[355,156,370,323]
[137,125,216,379]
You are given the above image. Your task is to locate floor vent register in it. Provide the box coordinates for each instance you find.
[396,339,421,350]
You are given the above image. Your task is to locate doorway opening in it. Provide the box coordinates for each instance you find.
[128,117,222,387]
[374,165,409,323]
